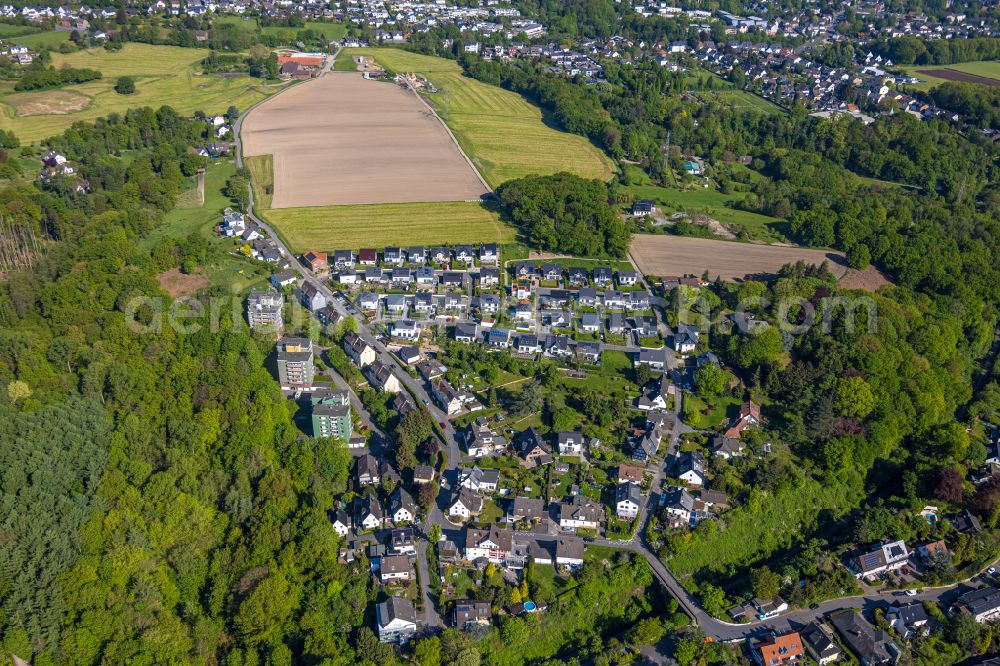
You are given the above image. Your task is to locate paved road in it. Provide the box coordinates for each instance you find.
[235,52,462,628]
[233,62,998,651]
[415,539,444,628]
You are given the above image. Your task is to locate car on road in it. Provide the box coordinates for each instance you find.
[440,422,448,429]
[361,425,368,431]
[423,399,429,405]
[905,589,918,596]
[989,567,996,575]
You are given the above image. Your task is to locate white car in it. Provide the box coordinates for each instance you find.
[989,567,997,575]
[905,589,918,597]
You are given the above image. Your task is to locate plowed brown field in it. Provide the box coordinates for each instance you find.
[241,73,489,208]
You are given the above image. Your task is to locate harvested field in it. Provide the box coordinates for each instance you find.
[7,91,90,116]
[343,48,614,186]
[241,73,489,208]
[630,234,847,281]
[263,201,514,251]
[157,267,209,297]
[916,68,1000,86]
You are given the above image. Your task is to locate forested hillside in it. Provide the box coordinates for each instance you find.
[0,108,364,665]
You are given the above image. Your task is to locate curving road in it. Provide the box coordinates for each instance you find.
[232,47,1000,650]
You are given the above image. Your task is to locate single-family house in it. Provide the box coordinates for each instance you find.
[559,496,603,530]
[852,540,910,580]
[616,482,642,519]
[455,600,491,630]
[673,324,699,354]
[517,428,553,467]
[376,597,417,643]
[432,379,464,416]
[749,631,804,666]
[379,554,411,583]
[458,466,501,494]
[635,348,666,371]
[887,601,930,639]
[357,454,380,486]
[951,587,1000,623]
[557,431,584,456]
[455,323,479,344]
[448,487,484,520]
[510,496,546,524]
[388,487,417,524]
[343,331,376,367]
[673,451,705,487]
[384,247,403,265]
[365,360,401,394]
[800,622,842,665]
[413,465,436,485]
[555,536,585,570]
[303,251,328,272]
[331,508,351,537]
[393,319,419,340]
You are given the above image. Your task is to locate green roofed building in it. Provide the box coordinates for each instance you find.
[311,390,352,441]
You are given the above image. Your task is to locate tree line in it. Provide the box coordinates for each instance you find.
[13,66,101,91]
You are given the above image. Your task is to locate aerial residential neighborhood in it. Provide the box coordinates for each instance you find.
[2,0,999,662]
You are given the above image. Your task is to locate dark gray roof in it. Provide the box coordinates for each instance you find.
[378,596,416,626]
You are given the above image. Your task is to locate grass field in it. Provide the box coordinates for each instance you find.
[245,154,273,210]
[145,159,237,247]
[12,30,71,48]
[0,44,285,143]
[333,52,359,71]
[699,89,783,114]
[901,60,1000,90]
[262,201,516,251]
[342,47,614,186]
[212,16,346,41]
[623,165,787,242]
[0,23,43,38]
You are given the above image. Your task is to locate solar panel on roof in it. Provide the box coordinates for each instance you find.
[861,553,881,569]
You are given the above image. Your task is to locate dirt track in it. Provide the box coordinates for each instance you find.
[630,234,848,281]
[241,73,489,208]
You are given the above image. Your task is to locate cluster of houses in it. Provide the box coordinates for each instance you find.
[219,207,286,264]
[686,40,957,124]
[440,426,653,529]
[337,0,543,40]
[39,150,89,192]
[746,577,1000,666]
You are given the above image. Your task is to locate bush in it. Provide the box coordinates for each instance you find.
[114,76,135,95]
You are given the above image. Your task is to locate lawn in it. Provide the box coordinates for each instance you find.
[699,89,784,114]
[262,201,516,252]
[624,165,788,243]
[0,44,285,143]
[681,394,739,430]
[341,47,614,187]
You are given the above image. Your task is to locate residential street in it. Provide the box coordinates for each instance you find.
[232,60,1000,655]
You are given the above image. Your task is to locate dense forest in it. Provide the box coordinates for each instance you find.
[0,108,370,665]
